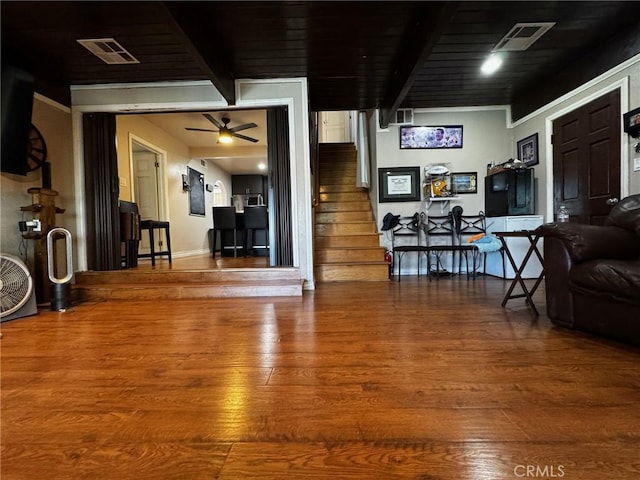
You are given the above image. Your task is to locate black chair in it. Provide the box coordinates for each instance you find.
[138,220,172,266]
[424,214,457,278]
[425,209,505,280]
[390,213,427,281]
[243,206,269,256]
[119,200,140,269]
[212,206,243,258]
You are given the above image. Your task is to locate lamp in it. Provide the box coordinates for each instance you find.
[218,129,233,144]
[480,53,503,75]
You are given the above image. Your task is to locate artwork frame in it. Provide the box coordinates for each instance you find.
[378,167,421,203]
[517,133,539,167]
[450,172,478,194]
[399,125,463,149]
[188,166,205,216]
[623,106,640,138]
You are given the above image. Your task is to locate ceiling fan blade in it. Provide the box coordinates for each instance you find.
[203,113,223,129]
[229,122,258,133]
[186,127,217,132]
[232,132,259,143]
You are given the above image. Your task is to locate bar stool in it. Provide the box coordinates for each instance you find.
[138,220,172,266]
[119,200,140,269]
[243,206,269,256]
[212,207,243,258]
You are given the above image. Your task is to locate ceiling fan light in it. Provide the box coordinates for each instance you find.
[218,131,233,143]
[481,53,503,75]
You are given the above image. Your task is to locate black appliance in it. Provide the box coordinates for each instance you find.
[484,168,535,217]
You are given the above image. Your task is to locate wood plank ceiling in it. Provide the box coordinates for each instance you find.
[2,1,639,125]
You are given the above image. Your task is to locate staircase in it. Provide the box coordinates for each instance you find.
[314,143,389,282]
[73,267,303,301]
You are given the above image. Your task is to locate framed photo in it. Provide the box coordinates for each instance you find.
[517,133,539,167]
[623,107,640,138]
[378,167,421,202]
[451,172,478,194]
[188,166,205,216]
[399,125,463,149]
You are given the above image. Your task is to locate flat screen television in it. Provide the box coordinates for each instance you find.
[1,64,35,176]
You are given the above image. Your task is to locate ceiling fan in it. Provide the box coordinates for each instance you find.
[185,113,259,144]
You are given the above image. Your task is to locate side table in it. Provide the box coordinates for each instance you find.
[492,230,544,316]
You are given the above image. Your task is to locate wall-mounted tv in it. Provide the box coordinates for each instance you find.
[1,64,35,176]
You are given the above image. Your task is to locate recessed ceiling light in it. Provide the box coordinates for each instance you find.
[481,53,503,75]
[258,163,266,170]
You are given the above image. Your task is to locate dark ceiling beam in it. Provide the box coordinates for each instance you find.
[378,2,460,128]
[159,2,236,105]
[511,21,640,122]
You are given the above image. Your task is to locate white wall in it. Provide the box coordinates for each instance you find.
[1,96,76,268]
[374,108,512,273]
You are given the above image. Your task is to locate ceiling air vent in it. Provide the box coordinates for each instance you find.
[390,108,414,126]
[77,38,140,64]
[492,23,555,52]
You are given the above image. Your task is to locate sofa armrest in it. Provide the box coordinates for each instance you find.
[542,236,575,326]
[536,223,640,262]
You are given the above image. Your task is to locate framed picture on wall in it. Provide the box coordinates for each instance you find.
[450,172,478,194]
[378,167,421,202]
[399,125,463,149]
[517,133,539,167]
[188,166,205,216]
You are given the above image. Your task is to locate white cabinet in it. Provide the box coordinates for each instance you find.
[485,215,544,279]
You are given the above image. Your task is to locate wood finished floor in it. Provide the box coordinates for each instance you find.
[2,276,639,479]
[133,252,271,271]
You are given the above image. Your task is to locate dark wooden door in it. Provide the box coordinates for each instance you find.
[552,89,621,225]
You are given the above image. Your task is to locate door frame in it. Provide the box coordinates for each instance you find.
[544,77,630,220]
[128,133,168,222]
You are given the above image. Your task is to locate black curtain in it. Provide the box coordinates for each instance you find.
[267,106,293,266]
[83,112,121,271]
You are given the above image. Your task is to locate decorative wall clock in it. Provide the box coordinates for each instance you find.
[26,124,47,172]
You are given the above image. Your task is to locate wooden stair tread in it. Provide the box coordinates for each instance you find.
[315,143,387,282]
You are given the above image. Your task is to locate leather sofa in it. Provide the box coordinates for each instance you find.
[537,194,640,345]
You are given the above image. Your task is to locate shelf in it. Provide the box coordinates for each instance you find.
[428,196,460,202]
[425,196,460,214]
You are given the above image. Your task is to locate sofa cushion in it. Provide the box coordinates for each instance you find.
[570,258,640,305]
[605,194,640,235]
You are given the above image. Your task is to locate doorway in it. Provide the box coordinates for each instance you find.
[130,137,167,255]
[320,111,352,143]
[552,89,621,225]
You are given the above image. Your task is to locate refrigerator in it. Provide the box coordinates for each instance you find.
[485,215,544,279]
